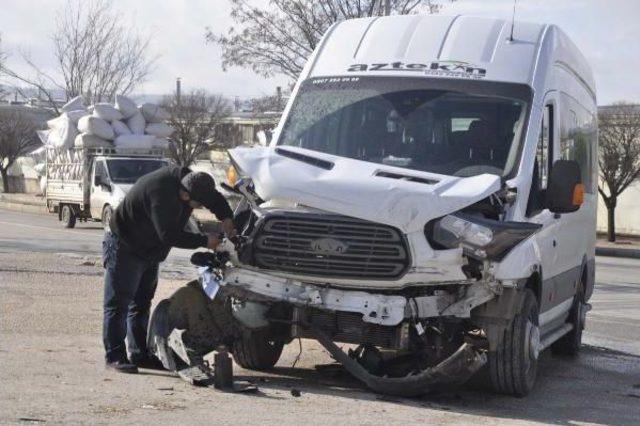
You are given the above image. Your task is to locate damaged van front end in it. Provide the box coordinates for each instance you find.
[202,144,543,396]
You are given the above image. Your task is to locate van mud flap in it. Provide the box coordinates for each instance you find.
[307,325,486,397]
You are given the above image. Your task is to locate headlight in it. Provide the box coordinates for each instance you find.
[227,164,238,187]
[431,213,541,260]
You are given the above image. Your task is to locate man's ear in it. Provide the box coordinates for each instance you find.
[179,189,190,202]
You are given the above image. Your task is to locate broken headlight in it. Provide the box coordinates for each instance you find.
[431,213,542,260]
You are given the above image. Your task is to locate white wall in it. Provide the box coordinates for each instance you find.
[597,180,640,236]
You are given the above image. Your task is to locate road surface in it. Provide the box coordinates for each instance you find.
[1,208,639,425]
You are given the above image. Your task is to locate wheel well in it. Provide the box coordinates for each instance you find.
[525,272,542,305]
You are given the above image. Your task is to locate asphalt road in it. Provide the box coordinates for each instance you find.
[1,207,639,425]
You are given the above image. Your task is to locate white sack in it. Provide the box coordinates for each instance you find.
[126,111,146,134]
[74,133,112,149]
[111,120,132,137]
[47,114,78,148]
[145,122,174,138]
[152,138,170,149]
[78,115,115,140]
[93,103,123,122]
[66,109,89,124]
[115,94,138,119]
[37,130,53,146]
[61,96,86,113]
[113,134,155,149]
[140,103,170,123]
[40,176,47,195]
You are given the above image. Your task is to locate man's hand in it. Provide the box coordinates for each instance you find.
[221,218,236,238]
[206,234,222,250]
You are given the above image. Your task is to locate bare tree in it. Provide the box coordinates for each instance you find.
[250,89,289,114]
[207,0,453,80]
[0,0,156,112]
[162,90,232,167]
[598,102,640,242]
[0,34,8,101]
[0,109,41,193]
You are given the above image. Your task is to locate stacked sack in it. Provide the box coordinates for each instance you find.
[41,94,174,151]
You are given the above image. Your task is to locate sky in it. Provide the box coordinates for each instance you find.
[0,0,638,104]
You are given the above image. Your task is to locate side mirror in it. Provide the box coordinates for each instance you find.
[545,160,584,214]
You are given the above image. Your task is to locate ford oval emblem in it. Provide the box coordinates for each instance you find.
[310,237,348,255]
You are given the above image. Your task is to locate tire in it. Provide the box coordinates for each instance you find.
[232,329,284,370]
[551,271,586,356]
[102,205,113,232]
[489,289,540,397]
[61,205,76,229]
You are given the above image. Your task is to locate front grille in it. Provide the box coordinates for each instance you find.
[253,212,409,279]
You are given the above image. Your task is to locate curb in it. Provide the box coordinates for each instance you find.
[595,246,640,259]
[0,200,48,215]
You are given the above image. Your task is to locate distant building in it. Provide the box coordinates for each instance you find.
[215,111,282,148]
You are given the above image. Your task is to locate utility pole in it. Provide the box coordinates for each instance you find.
[276,86,282,111]
[176,77,182,106]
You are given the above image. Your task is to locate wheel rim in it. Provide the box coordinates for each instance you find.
[62,207,70,223]
[524,319,540,377]
[103,209,112,231]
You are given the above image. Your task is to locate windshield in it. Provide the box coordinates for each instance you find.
[279,77,531,177]
[106,159,167,184]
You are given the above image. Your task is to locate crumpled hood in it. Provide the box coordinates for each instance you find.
[229,146,501,233]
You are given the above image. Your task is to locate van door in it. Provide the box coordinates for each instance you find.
[90,160,111,219]
[553,93,596,300]
[526,100,566,322]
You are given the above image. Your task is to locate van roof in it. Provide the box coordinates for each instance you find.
[307,15,594,93]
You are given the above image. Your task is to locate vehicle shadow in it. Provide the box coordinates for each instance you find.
[229,345,640,426]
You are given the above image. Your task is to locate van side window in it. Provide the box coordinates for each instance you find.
[527,105,553,216]
[559,93,596,193]
[94,161,106,183]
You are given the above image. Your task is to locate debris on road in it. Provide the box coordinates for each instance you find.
[290,388,302,397]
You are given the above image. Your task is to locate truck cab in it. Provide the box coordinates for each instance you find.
[90,156,169,230]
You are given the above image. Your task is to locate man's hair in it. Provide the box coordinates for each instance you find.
[181,172,216,203]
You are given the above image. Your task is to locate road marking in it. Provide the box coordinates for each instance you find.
[0,221,99,237]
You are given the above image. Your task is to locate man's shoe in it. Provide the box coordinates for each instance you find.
[106,360,139,374]
[131,355,166,371]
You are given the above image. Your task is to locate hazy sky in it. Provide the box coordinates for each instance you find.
[1,0,638,104]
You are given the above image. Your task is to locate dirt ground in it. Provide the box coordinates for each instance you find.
[1,252,639,425]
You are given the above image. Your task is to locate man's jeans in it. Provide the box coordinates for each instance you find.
[102,231,159,363]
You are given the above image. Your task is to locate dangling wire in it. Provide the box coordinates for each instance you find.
[291,337,303,368]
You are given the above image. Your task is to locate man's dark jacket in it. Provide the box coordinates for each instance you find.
[110,165,233,262]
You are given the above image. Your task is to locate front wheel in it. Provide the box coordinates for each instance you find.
[102,205,113,232]
[232,329,284,370]
[61,205,76,229]
[489,289,540,397]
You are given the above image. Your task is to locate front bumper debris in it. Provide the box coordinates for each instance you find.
[307,322,487,397]
[219,267,498,326]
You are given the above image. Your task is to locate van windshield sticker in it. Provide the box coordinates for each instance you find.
[311,77,361,85]
[347,61,486,79]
